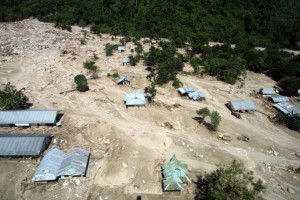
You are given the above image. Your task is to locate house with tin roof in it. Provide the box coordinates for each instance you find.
[122,57,130,65]
[32,147,89,182]
[228,100,255,112]
[162,155,191,191]
[0,110,61,127]
[178,87,205,101]
[117,46,125,52]
[273,102,300,116]
[269,96,289,103]
[260,88,277,96]
[0,134,51,157]
[124,91,146,107]
[116,76,131,85]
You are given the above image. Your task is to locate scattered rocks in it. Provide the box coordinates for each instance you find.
[122,162,128,168]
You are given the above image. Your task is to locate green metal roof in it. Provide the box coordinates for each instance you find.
[162,155,191,191]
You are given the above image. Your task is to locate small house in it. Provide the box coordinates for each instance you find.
[260,88,277,96]
[0,110,61,127]
[0,134,51,157]
[122,57,130,65]
[228,100,255,112]
[150,39,157,44]
[117,46,125,52]
[124,91,146,107]
[162,155,191,191]
[116,76,131,85]
[178,87,197,96]
[269,96,289,103]
[273,102,300,116]
[32,147,89,182]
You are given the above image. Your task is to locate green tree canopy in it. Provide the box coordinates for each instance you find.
[195,160,266,200]
[0,82,29,110]
[74,74,89,92]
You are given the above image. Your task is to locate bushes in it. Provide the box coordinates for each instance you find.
[278,76,300,96]
[195,160,266,200]
[196,107,222,131]
[74,75,89,92]
[0,82,30,110]
[105,43,119,56]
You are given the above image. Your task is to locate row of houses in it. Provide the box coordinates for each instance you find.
[0,109,90,182]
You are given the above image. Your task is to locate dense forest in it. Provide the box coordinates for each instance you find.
[1,0,300,49]
[0,0,299,95]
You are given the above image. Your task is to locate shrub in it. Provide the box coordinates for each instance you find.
[0,82,30,110]
[112,72,120,78]
[74,75,89,92]
[83,60,97,72]
[105,43,119,56]
[197,107,210,119]
[210,111,221,131]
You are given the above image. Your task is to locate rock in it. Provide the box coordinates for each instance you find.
[122,162,128,168]
[75,193,80,198]
[142,180,146,184]
[287,187,295,194]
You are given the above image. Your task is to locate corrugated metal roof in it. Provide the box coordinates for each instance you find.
[124,91,146,106]
[0,110,59,126]
[188,91,205,100]
[229,100,255,111]
[116,76,131,84]
[122,58,130,63]
[260,88,276,95]
[162,155,191,191]
[270,96,289,103]
[0,134,51,156]
[273,102,300,116]
[32,147,89,182]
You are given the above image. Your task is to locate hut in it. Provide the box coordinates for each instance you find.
[260,88,277,96]
[32,147,89,182]
[228,100,255,112]
[116,76,131,85]
[162,155,191,191]
[0,110,61,127]
[0,134,51,157]
[124,91,146,107]
[122,58,130,65]
[273,102,300,116]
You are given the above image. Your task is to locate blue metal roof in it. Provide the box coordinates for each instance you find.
[117,46,125,51]
[124,91,146,106]
[260,88,276,95]
[122,57,130,63]
[229,100,255,111]
[116,76,131,84]
[273,102,300,116]
[0,110,59,126]
[32,147,89,182]
[0,134,51,157]
[270,96,289,103]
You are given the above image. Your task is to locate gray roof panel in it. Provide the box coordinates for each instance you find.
[32,147,90,182]
[260,88,276,95]
[229,100,255,111]
[124,91,146,106]
[273,102,300,116]
[0,134,51,156]
[0,110,59,125]
[270,96,289,103]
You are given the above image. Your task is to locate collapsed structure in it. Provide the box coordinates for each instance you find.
[0,110,60,127]
[32,147,89,182]
[178,87,205,101]
[0,134,51,157]
[162,155,191,191]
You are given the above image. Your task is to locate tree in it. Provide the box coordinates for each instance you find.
[0,82,29,110]
[210,111,221,131]
[278,76,300,96]
[195,160,266,200]
[197,107,210,119]
[74,74,89,92]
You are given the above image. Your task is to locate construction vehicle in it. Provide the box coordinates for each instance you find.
[217,134,231,141]
[231,111,241,119]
